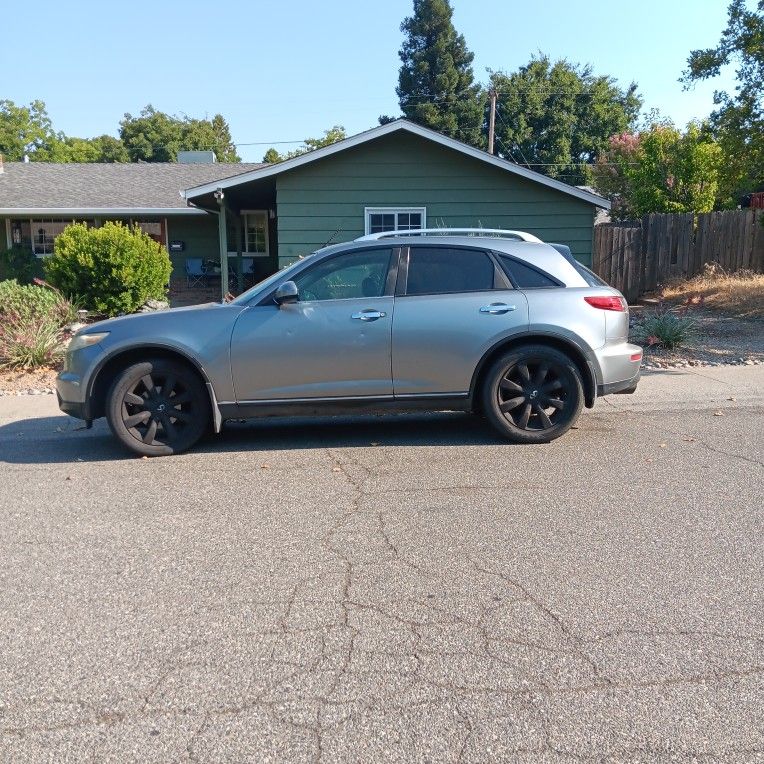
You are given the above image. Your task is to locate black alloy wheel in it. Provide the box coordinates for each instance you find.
[106,360,209,456]
[482,345,584,443]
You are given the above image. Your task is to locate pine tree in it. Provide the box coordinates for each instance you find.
[396,0,484,147]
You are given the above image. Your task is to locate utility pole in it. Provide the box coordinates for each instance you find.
[487,89,497,155]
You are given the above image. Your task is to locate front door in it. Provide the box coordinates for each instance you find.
[230,247,395,401]
[392,245,529,395]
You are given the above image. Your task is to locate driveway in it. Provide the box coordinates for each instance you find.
[1,367,762,762]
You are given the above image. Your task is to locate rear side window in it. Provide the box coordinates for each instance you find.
[573,261,609,287]
[499,256,559,288]
[407,247,495,295]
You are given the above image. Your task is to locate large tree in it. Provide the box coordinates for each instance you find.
[488,56,641,186]
[395,0,484,147]
[681,0,764,205]
[119,106,240,162]
[592,122,723,220]
[262,126,346,163]
[0,100,57,160]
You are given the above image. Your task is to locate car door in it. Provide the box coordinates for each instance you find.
[230,247,396,401]
[392,245,529,396]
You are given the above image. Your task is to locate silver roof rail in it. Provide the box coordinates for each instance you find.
[355,228,544,243]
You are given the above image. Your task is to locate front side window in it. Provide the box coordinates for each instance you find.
[365,207,425,235]
[406,247,495,295]
[294,248,392,302]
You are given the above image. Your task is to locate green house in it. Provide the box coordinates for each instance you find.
[0,120,609,298]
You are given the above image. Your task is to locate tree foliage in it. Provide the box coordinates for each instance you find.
[45,222,172,316]
[592,122,723,220]
[396,0,484,147]
[0,100,57,161]
[262,126,347,163]
[119,106,240,162]
[681,0,764,204]
[488,56,641,186]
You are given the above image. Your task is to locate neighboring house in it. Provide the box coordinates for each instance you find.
[0,120,610,294]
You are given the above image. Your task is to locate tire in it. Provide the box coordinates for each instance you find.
[105,359,210,456]
[481,345,584,444]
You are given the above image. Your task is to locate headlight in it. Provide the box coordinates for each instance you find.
[67,332,110,352]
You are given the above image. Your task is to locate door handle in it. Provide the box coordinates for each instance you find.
[351,309,387,321]
[480,303,517,314]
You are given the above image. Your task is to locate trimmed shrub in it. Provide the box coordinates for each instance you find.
[0,280,77,369]
[44,222,172,316]
[0,247,44,284]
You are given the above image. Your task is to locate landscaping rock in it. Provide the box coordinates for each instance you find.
[137,299,170,313]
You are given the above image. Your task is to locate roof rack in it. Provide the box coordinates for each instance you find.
[355,228,544,243]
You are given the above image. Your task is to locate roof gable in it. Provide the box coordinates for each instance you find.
[183,120,610,209]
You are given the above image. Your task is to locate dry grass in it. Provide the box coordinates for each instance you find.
[660,263,764,319]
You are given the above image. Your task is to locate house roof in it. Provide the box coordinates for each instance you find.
[184,119,611,210]
[0,161,264,215]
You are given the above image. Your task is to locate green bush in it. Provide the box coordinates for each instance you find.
[0,279,77,325]
[633,308,697,349]
[44,222,172,316]
[0,280,77,369]
[0,247,44,284]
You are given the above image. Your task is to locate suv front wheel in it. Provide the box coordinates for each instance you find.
[482,345,584,444]
[105,359,210,456]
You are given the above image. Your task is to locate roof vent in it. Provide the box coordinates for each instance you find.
[177,150,217,164]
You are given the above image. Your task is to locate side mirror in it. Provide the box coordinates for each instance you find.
[274,280,299,306]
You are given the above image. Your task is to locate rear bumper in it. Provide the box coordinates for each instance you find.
[598,368,641,396]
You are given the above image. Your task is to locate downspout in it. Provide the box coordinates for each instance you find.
[213,188,229,301]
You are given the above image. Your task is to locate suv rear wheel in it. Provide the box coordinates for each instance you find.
[482,345,584,443]
[105,359,210,456]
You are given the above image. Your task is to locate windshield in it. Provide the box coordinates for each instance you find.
[229,254,316,305]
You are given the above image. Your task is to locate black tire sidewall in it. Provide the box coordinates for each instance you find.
[106,360,209,456]
[482,345,584,443]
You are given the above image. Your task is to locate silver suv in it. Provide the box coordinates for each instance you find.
[57,229,642,456]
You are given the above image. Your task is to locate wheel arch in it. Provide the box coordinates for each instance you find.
[469,332,599,410]
[87,344,218,424]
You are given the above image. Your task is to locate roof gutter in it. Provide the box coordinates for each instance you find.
[0,207,208,216]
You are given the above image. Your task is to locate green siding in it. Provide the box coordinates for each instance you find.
[166,215,220,278]
[275,132,597,267]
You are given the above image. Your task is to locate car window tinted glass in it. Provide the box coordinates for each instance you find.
[294,249,392,301]
[499,256,559,288]
[407,247,494,295]
[573,261,609,287]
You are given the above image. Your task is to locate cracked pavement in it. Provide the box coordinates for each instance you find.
[0,366,762,762]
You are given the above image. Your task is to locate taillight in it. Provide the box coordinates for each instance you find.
[630,351,643,361]
[584,295,627,312]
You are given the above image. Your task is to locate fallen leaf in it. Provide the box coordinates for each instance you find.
[659,443,667,448]
[682,436,696,442]
[727,396,736,402]
[645,458,654,463]
[331,467,342,473]
[261,464,270,469]
[713,411,724,417]
[65,476,73,481]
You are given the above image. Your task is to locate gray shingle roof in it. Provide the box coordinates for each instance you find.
[0,162,265,211]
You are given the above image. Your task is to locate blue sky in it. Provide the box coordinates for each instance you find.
[2,0,739,162]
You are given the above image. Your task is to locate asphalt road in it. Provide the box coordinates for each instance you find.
[1,367,762,763]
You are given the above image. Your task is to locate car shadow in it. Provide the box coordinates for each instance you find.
[0,411,511,465]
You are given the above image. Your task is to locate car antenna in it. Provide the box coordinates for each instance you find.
[322,226,344,248]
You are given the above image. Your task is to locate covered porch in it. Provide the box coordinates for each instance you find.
[184,175,279,300]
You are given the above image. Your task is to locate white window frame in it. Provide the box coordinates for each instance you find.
[229,209,269,257]
[30,219,74,258]
[364,206,426,236]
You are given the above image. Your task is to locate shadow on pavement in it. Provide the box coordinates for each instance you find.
[0,411,511,464]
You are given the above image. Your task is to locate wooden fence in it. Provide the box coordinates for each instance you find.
[592,210,764,301]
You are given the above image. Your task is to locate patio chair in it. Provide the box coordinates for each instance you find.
[185,258,206,288]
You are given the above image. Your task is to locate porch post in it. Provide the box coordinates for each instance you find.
[235,214,243,293]
[216,196,228,301]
